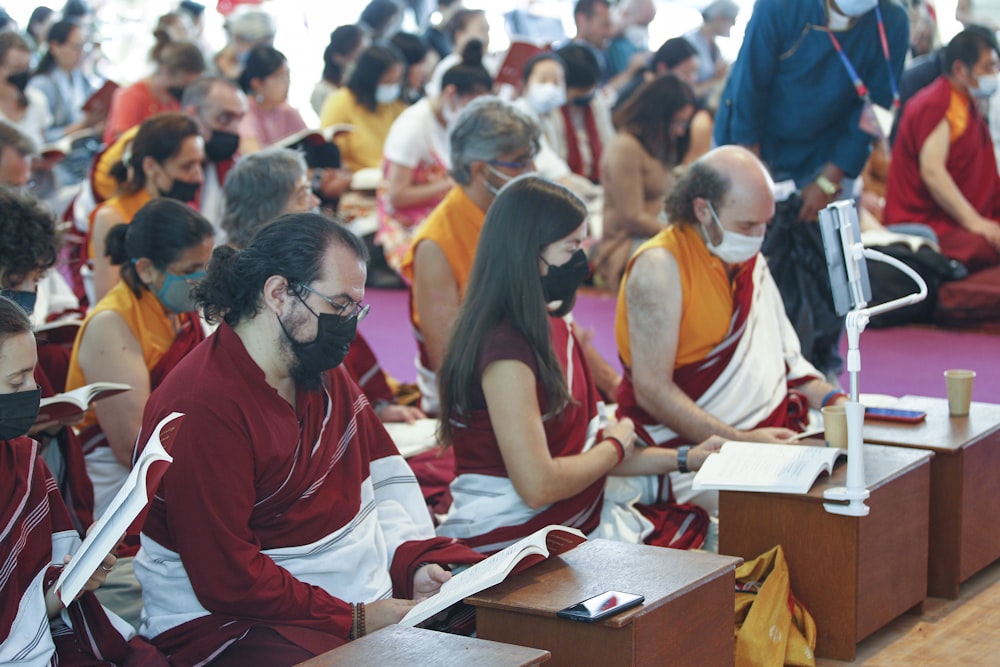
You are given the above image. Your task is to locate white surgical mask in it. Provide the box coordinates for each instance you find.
[483,164,515,197]
[971,73,999,99]
[375,82,401,105]
[525,82,567,116]
[704,202,763,264]
[832,0,879,18]
[624,25,649,51]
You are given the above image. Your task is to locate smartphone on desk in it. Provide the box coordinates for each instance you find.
[864,407,927,424]
[556,591,645,623]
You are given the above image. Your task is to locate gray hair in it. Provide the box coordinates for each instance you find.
[222,147,307,248]
[181,76,241,112]
[0,120,36,156]
[226,7,276,43]
[703,0,739,21]
[449,96,540,185]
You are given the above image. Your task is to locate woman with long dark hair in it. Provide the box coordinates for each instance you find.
[593,74,695,289]
[436,175,720,553]
[319,43,406,172]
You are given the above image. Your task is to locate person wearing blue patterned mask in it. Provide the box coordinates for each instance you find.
[67,199,214,525]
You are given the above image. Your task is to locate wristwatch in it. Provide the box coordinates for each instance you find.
[677,445,692,474]
[815,174,839,197]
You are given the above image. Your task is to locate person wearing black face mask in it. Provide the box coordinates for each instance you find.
[129,214,481,662]
[90,113,206,302]
[0,295,139,665]
[436,174,723,553]
[0,32,51,153]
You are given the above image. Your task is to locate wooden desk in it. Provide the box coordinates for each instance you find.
[467,539,741,667]
[296,624,551,666]
[863,395,1000,599]
[718,444,932,661]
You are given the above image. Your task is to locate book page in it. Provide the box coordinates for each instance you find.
[55,412,182,606]
[381,418,439,458]
[398,525,585,627]
[37,382,132,422]
[693,441,844,495]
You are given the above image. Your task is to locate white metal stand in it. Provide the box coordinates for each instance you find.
[822,246,929,516]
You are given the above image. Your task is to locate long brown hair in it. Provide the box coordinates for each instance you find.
[613,74,695,167]
[437,175,588,445]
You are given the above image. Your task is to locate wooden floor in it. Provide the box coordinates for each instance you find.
[816,557,1000,665]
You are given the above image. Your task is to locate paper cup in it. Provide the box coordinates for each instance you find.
[822,405,847,449]
[944,369,976,417]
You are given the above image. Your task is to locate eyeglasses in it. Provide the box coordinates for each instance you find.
[489,158,534,172]
[299,283,370,323]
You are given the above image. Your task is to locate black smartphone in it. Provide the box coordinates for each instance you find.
[864,407,927,424]
[555,591,645,623]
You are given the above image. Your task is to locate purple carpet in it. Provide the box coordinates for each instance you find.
[361,287,1000,403]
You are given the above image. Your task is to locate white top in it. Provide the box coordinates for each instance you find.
[0,88,52,150]
[382,97,451,171]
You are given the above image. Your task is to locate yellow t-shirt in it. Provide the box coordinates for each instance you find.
[319,88,406,172]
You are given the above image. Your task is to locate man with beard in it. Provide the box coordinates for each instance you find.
[132,213,480,666]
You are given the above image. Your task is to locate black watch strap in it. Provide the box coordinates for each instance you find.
[677,445,692,474]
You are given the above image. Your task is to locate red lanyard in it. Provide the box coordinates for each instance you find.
[824,2,900,109]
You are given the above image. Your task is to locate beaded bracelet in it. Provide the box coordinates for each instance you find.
[349,602,367,640]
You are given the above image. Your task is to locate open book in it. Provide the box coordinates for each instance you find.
[37,382,131,423]
[382,418,440,459]
[40,127,100,160]
[692,441,846,495]
[274,123,354,151]
[399,524,586,628]
[55,412,184,606]
[34,315,84,346]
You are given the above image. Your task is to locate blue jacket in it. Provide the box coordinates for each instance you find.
[714,0,908,185]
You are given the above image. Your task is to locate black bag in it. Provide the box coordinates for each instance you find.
[866,242,966,328]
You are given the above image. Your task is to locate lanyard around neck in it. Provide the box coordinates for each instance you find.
[822,1,900,109]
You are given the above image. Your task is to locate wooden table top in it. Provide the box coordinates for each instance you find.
[466,539,741,629]
[295,625,551,667]
[862,396,1000,453]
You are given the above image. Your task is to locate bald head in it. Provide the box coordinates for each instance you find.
[666,145,774,229]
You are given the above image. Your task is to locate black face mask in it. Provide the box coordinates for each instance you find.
[7,70,29,93]
[159,177,201,203]
[0,388,41,441]
[541,249,591,303]
[0,289,37,316]
[167,85,186,102]
[203,129,240,163]
[277,301,359,389]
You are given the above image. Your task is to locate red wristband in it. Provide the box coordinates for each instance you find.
[605,436,626,463]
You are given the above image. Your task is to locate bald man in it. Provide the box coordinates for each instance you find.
[613,147,847,504]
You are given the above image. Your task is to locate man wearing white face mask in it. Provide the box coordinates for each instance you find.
[885,29,1000,273]
[614,147,845,508]
[714,0,907,380]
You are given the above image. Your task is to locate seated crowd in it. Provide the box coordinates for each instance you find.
[3,0,1000,665]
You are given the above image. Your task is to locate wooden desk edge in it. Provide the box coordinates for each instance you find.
[466,555,742,628]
